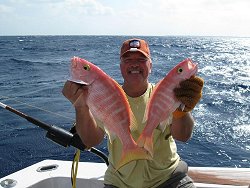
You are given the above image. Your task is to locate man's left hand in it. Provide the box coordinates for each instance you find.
[174,76,204,112]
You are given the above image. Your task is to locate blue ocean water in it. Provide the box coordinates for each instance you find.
[0,35,249,178]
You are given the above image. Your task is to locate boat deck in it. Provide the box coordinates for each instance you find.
[189,167,250,186]
[0,160,249,188]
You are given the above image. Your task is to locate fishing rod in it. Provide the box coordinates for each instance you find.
[0,101,109,165]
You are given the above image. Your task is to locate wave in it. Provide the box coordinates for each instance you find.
[8,58,60,67]
[9,58,42,64]
[21,46,79,52]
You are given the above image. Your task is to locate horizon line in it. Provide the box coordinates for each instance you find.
[0,34,249,38]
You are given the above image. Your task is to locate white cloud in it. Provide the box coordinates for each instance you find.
[0,0,249,36]
[63,0,114,16]
[0,4,13,14]
[112,0,250,36]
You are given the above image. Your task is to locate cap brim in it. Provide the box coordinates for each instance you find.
[120,49,150,59]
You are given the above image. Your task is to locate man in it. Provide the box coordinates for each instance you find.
[62,38,204,188]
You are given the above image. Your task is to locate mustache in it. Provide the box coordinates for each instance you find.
[127,67,143,72]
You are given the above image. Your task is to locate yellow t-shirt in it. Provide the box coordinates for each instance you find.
[99,83,180,188]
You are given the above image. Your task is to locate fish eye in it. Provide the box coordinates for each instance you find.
[83,64,90,71]
[177,67,183,74]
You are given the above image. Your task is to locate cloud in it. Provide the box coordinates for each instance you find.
[0,0,249,36]
[63,0,114,16]
[3,0,114,16]
[113,0,250,36]
[0,4,13,14]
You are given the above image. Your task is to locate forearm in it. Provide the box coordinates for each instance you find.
[75,106,104,148]
[171,112,194,142]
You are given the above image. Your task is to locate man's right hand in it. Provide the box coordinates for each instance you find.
[62,80,89,108]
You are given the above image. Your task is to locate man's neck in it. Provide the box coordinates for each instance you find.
[123,82,149,98]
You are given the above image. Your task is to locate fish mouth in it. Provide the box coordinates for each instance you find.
[67,78,89,85]
[191,63,198,76]
[187,60,198,76]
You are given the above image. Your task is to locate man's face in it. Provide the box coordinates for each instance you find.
[120,52,152,85]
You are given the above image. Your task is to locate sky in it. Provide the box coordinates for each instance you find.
[0,0,250,37]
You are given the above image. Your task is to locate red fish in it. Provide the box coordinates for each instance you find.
[69,56,151,169]
[137,58,198,157]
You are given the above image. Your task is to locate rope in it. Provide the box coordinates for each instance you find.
[71,149,81,188]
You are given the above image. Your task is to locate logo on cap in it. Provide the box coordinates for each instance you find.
[129,40,140,48]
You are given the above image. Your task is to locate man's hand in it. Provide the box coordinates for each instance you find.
[62,80,89,108]
[174,76,204,112]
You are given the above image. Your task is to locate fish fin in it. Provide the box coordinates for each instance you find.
[159,121,167,132]
[142,111,148,124]
[115,146,152,170]
[180,103,185,111]
[104,127,116,143]
[159,115,173,132]
[137,133,154,158]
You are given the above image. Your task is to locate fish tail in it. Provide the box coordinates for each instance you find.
[115,146,152,170]
[137,133,154,158]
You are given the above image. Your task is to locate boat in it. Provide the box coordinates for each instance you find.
[0,159,250,188]
[0,102,250,188]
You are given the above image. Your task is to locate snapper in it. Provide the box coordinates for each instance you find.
[69,56,151,170]
[137,58,198,157]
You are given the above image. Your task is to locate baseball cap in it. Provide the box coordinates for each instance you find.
[120,38,151,59]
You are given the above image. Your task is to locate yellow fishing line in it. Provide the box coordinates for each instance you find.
[71,149,81,188]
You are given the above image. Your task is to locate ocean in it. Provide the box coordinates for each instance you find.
[0,35,249,178]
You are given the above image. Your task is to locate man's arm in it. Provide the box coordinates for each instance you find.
[171,112,194,142]
[171,76,204,142]
[75,106,105,148]
[62,81,105,148]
